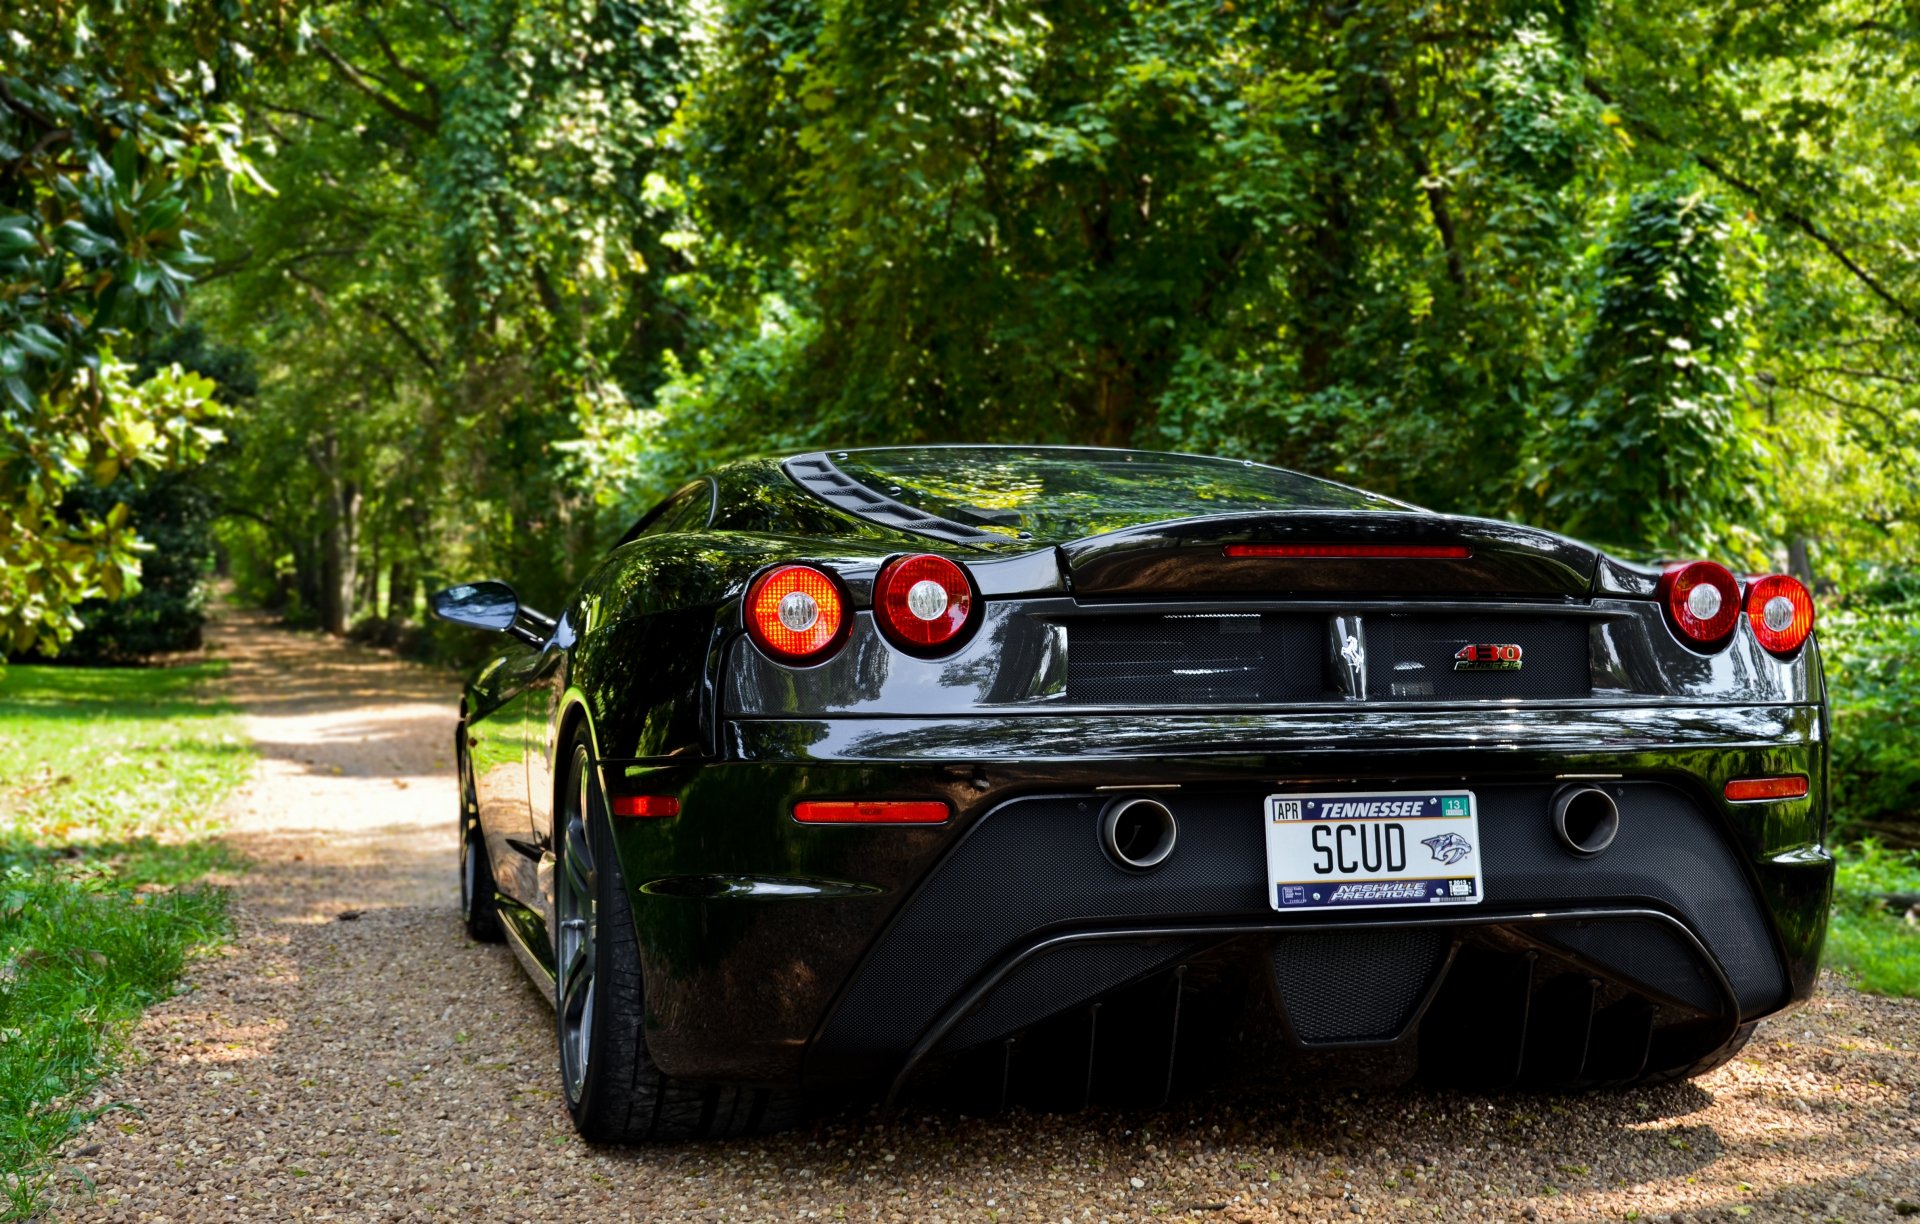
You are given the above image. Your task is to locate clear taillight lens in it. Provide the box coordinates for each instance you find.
[745,564,848,663]
[1745,574,1814,655]
[1659,560,1742,647]
[873,553,976,653]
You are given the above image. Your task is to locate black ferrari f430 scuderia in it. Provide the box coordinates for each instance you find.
[432,446,1830,1142]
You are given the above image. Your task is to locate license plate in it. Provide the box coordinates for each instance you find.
[1264,789,1484,912]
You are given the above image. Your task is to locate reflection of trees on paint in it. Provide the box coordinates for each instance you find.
[834,448,1397,544]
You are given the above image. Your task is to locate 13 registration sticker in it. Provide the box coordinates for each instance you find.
[1264,789,1485,912]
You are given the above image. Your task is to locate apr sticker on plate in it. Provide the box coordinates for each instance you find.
[1264,789,1484,912]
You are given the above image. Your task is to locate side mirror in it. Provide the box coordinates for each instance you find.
[431,581,521,631]
[432,581,548,644]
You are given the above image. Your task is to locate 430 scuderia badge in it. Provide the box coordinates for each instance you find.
[1453,643,1524,671]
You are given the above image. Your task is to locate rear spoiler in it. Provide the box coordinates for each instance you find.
[1058,511,1600,599]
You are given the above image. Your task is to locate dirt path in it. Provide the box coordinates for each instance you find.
[59,611,1920,1222]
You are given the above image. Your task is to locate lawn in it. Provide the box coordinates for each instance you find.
[1827,840,1920,999]
[0,662,249,1219]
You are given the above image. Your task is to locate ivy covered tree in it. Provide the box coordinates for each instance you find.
[1525,185,1755,553]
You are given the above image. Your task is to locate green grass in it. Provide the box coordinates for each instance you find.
[0,661,249,1218]
[1826,839,1920,999]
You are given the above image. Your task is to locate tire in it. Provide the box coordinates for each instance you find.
[1640,1021,1757,1086]
[553,729,806,1142]
[459,736,504,943]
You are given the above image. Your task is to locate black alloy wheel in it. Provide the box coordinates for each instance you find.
[556,739,599,1106]
[552,728,807,1141]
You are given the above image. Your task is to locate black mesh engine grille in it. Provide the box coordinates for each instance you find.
[1271,928,1451,1042]
[1067,613,1325,705]
[1372,614,1591,700]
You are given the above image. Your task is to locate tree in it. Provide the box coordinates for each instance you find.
[0,1,273,654]
[193,0,698,632]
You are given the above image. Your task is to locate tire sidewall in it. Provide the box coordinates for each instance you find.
[558,732,627,1126]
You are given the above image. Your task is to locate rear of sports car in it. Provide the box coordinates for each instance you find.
[607,449,1830,1106]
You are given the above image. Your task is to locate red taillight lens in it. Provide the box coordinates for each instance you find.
[745,564,848,663]
[1659,560,1742,647]
[611,795,680,818]
[792,800,950,825]
[1745,574,1814,655]
[1724,775,1809,802]
[873,553,976,653]
[1222,543,1472,560]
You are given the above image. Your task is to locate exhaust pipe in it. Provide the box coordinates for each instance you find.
[1100,796,1178,870]
[1551,785,1621,858]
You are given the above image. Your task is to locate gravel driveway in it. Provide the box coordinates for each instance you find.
[56,611,1920,1222]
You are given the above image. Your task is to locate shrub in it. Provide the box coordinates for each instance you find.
[55,473,217,664]
[1822,601,1920,840]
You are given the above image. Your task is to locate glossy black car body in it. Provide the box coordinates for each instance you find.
[441,446,1830,1139]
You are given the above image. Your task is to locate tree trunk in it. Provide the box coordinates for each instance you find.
[386,561,410,620]
[1094,346,1137,448]
[294,533,324,621]
[362,533,382,615]
[1296,7,1366,398]
[1788,536,1815,590]
[314,433,362,636]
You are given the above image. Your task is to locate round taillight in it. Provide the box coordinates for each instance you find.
[1660,560,1741,647]
[745,564,848,663]
[873,553,976,653]
[1745,574,1814,655]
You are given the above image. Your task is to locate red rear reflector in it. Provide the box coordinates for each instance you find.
[792,800,949,825]
[1222,543,1471,560]
[611,795,680,818]
[1723,776,1808,802]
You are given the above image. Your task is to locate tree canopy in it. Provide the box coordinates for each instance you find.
[6,0,1919,638]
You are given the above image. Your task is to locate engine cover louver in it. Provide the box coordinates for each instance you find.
[1062,612,1592,706]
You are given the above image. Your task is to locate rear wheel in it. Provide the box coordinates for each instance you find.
[458,739,502,943]
[553,729,806,1142]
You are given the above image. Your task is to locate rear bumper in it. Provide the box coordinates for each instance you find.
[602,703,1830,1088]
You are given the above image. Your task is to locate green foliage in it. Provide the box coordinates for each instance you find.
[687,0,1334,446]
[0,867,228,1218]
[1822,600,1920,838]
[0,661,249,847]
[1524,185,1754,553]
[0,359,224,657]
[0,660,246,1216]
[188,0,700,622]
[118,0,1920,786]
[1474,17,1601,193]
[0,2,269,657]
[55,474,218,664]
[1827,841,1920,999]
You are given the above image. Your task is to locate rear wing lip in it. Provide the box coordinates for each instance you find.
[1059,510,1600,599]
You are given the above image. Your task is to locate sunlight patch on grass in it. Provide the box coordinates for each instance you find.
[1826,840,1920,1000]
[0,662,249,1218]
